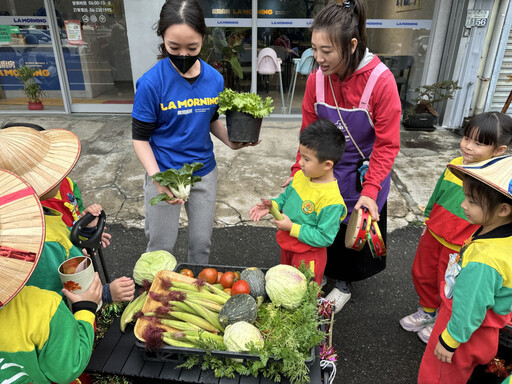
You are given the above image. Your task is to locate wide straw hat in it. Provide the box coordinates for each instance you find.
[0,169,45,308]
[447,155,512,200]
[0,126,81,197]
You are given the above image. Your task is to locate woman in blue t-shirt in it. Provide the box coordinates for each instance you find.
[132,0,256,264]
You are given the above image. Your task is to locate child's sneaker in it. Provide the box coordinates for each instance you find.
[417,323,435,344]
[399,308,437,332]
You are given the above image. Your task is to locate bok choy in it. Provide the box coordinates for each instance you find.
[150,162,204,204]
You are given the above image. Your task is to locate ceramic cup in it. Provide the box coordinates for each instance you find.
[58,256,102,310]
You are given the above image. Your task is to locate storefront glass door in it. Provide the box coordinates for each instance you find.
[0,0,66,112]
[198,0,435,115]
[53,0,134,112]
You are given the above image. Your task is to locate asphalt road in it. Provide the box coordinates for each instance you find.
[103,223,499,384]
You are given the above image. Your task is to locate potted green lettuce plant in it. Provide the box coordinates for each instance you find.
[17,65,45,110]
[218,88,274,143]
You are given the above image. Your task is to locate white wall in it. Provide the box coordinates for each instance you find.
[124,0,164,90]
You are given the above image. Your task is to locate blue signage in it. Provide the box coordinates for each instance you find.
[0,46,85,91]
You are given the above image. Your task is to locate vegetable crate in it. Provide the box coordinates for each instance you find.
[499,323,512,350]
[135,263,316,368]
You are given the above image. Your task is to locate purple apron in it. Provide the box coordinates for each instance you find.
[315,62,391,224]
[316,63,391,281]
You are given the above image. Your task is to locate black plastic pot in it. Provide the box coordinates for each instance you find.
[226,110,263,143]
[402,113,437,131]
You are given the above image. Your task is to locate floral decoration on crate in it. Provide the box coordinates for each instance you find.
[318,298,337,384]
[486,357,512,379]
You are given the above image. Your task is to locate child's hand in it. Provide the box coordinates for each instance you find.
[249,199,272,221]
[434,341,454,364]
[81,203,103,228]
[101,230,111,248]
[62,272,102,305]
[109,276,135,302]
[274,213,293,232]
[281,176,293,188]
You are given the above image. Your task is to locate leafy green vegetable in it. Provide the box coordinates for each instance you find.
[179,262,325,384]
[150,162,203,204]
[132,250,177,285]
[217,88,274,119]
[224,321,264,353]
[265,264,308,309]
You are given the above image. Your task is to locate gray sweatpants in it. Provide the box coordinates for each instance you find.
[143,167,218,264]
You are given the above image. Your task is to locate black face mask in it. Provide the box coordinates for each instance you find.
[168,54,199,74]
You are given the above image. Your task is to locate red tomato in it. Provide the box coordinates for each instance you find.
[179,269,194,278]
[216,271,223,284]
[220,271,236,288]
[234,271,241,281]
[231,280,250,295]
[198,268,218,284]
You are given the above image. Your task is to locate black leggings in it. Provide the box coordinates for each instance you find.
[324,203,387,282]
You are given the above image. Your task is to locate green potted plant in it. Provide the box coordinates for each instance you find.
[403,80,461,131]
[217,88,274,143]
[17,65,45,110]
[201,30,244,80]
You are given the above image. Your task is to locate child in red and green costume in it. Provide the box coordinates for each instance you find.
[250,119,347,285]
[400,113,512,344]
[0,169,103,384]
[0,125,134,304]
[43,176,84,227]
[418,155,512,383]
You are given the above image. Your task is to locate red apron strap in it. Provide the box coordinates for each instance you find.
[359,62,388,110]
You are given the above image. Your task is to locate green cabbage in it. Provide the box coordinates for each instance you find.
[265,264,307,309]
[132,250,177,285]
[223,321,264,353]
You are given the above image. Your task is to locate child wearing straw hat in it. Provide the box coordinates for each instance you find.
[1,123,135,303]
[0,126,132,303]
[0,169,102,384]
[417,155,512,384]
[400,112,512,343]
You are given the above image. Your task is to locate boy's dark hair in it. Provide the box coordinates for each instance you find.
[311,0,367,81]
[463,112,512,148]
[463,176,512,221]
[156,0,206,60]
[300,119,346,165]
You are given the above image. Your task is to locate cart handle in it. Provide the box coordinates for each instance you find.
[70,210,106,253]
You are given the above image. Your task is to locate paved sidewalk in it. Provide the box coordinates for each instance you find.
[0,113,461,231]
[1,113,473,383]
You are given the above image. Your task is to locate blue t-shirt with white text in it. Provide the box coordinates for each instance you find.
[132,58,224,176]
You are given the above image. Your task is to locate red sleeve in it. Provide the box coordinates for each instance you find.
[291,72,318,176]
[361,70,401,201]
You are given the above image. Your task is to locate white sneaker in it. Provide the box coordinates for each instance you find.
[320,276,327,288]
[325,287,351,314]
[418,323,435,344]
[399,308,437,332]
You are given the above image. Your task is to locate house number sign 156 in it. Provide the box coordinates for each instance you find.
[465,9,490,28]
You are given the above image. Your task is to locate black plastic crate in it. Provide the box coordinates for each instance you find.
[499,323,512,350]
[135,263,316,367]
